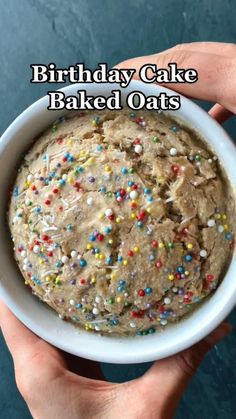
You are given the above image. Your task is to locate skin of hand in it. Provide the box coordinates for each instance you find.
[115,41,236,123]
[0,42,235,419]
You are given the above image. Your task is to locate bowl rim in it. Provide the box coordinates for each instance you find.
[0,80,235,364]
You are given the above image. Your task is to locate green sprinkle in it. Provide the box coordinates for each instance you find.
[128,168,135,174]
[152,136,160,143]
[108,297,114,304]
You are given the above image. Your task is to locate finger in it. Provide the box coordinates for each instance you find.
[141,322,232,417]
[0,301,67,389]
[116,50,236,113]
[165,42,236,58]
[208,103,234,123]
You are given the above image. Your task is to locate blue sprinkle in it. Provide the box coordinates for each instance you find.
[99,186,107,193]
[117,285,125,293]
[119,280,126,285]
[76,166,84,173]
[185,254,192,262]
[118,255,123,262]
[35,206,42,213]
[68,156,74,162]
[128,180,134,187]
[106,256,112,265]
[76,303,82,309]
[97,145,103,152]
[64,152,70,158]
[89,234,96,242]
[13,186,19,197]
[147,196,153,202]
[55,261,63,268]
[170,125,179,132]
[149,254,155,261]
[121,167,128,175]
[177,266,184,273]
[104,226,112,234]
[145,287,152,294]
[225,232,233,241]
[94,247,100,254]
[59,179,66,186]
[144,188,151,195]
[137,221,143,228]
[49,171,56,178]
[111,319,119,325]
[79,258,87,268]
[67,224,73,231]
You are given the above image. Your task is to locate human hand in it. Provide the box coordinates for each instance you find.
[0,302,231,419]
[116,41,236,123]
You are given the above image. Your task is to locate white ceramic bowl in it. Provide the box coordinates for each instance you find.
[0,81,235,364]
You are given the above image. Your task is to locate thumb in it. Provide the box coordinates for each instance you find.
[141,322,232,418]
[116,47,236,113]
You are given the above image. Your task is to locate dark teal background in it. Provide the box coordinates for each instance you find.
[0,1,235,418]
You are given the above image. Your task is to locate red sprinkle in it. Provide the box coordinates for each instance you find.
[155,260,162,268]
[42,234,49,241]
[132,184,138,190]
[31,185,36,191]
[44,199,51,205]
[79,278,86,285]
[151,240,158,248]
[206,274,214,282]
[120,188,126,197]
[127,250,134,257]
[73,182,80,189]
[97,234,104,241]
[52,188,59,194]
[171,164,179,174]
[62,157,67,162]
[131,202,137,209]
[138,289,145,297]
[131,310,145,318]
[175,273,181,280]
[134,137,141,145]
[47,251,53,257]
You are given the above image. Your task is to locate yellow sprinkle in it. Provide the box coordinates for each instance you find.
[187,243,193,250]
[184,270,189,276]
[222,214,227,220]
[99,254,105,260]
[116,296,122,303]
[110,272,117,281]
[98,213,104,220]
[86,243,93,250]
[104,165,111,172]
[168,274,174,281]
[108,239,114,245]
[146,207,152,214]
[68,176,74,184]
[24,182,29,188]
[89,324,93,329]
[224,224,228,231]
[133,246,139,253]
[67,139,73,145]
[85,157,95,166]
[39,259,44,265]
[131,200,137,205]
[95,254,100,259]
[45,275,51,282]
[123,260,128,266]
[215,213,221,220]
[130,213,136,220]
[116,217,121,223]
[159,242,164,249]
[127,187,131,192]
[91,276,96,284]
[85,324,89,330]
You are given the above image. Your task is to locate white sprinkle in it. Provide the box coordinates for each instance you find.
[21,250,26,258]
[172,287,178,293]
[95,296,102,303]
[105,208,113,217]
[65,205,78,213]
[61,198,69,207]
[134,144,143,154]
[129,322,136,328]
[59,314,64,319]
[208,158,213,164]
[25,198,32,206]
[87,197,93,206]
[27,174,34,182]
[130,190,138,200]
[92,307,99,315]
[71,250,78,258]
[42,226,58,232]
[22,265,27,271]
[61,255,69,264]
[23,258,28,264]
[200,249,207,258]
[160,319,168,326]
[207,219,216,227]
[164,297,171,305]
[95,325,100,331]
[218,225,224,233]
[33,245,40,254]
[170,147,177,156]
[165,196,175,203]
[62,174,67,180]
[69,299,75,306]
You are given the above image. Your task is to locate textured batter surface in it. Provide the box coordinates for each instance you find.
[9,109,234,335]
